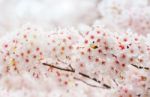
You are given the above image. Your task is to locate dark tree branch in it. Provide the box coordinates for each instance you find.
[130,64,149,70]
[42,63,111,89]
[43,63,74,72]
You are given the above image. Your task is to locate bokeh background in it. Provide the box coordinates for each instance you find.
[0,0,150,36]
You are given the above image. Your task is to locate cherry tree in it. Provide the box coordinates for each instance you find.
[0,25,149,97]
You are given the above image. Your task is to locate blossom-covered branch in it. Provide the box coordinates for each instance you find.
[43,63,111,89]
[0,25,150,97]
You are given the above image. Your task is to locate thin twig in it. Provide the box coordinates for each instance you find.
[56,56,68,65]
[113,79,119,87]
[68,64,74,71]
[74,77,102,88]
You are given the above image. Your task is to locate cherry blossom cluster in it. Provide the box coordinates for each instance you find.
[0,25,150,97]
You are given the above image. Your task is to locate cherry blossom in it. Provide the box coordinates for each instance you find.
[0,25,149,97]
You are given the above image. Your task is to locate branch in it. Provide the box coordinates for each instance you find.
[43,63,75,72]
[74,77,102,88]
[42,63,111,89]
[113,79,119,87]
[56,56,68,65]
[130,64,149,70]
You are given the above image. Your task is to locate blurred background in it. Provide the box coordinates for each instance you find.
[0,0,150,36]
